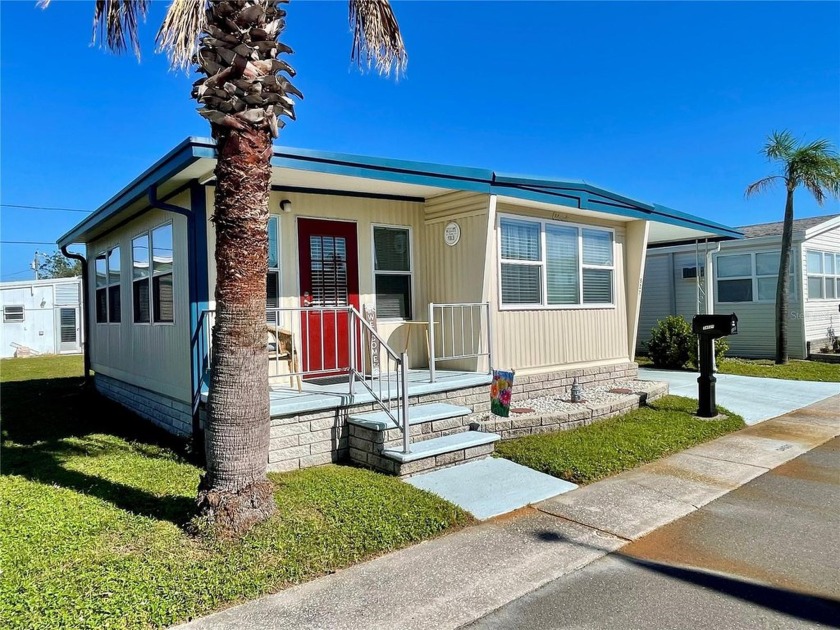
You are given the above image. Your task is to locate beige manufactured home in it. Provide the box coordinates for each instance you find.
[638,214,840,359]
[58,138,740,474]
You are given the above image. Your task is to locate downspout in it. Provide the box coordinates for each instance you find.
[148,184,205,455]
[60,246,91,382]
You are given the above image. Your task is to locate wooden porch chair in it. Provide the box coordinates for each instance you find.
[266,324,302,392]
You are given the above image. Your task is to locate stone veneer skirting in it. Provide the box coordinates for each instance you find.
[94,373,193,437]
[269,361,641,473]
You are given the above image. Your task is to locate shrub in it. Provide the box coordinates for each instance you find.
[646,316,693,369]
[689,335,729,369]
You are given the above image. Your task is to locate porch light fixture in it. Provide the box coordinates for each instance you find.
[280,199,292,213]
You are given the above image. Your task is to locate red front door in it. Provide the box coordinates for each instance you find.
[297,218,360,376]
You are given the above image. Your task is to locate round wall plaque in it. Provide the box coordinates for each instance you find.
[444,221,461,247]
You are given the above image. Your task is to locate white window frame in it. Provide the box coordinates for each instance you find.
[715,250,798,304]
[3,305,24,323]
[266,214,283,324]
[94,246,122,324]
[805,249,840,301]
[371,223,414,321]
[131,231,151,325]
[151,221,175,325]
[497,214,616,310]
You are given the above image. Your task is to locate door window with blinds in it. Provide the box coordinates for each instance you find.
[309,235,349,306]
[373,226,412,319]
[499,217,614,308]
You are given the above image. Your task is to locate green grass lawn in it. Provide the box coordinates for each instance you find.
[495,395,745,485]
[636,355,840,382]
[0,355,471,629]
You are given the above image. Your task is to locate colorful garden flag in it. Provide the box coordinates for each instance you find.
[490,369,515,417]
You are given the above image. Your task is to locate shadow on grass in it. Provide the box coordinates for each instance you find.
[1,376,197,526]
[529,529,840,628]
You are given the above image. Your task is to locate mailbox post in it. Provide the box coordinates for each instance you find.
[691,313,738,417]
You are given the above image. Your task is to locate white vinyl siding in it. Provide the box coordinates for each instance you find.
[499,216,614,309]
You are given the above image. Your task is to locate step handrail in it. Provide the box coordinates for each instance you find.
[348,306,410,455]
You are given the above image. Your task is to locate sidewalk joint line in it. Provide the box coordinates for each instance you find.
[533,507,632,542]
[682,452,772,470]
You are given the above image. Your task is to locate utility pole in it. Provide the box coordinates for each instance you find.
[31,251,41,280]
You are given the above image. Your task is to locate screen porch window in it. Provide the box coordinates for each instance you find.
[152,224,174,323]
[95,247,121,323]
[132,233,151,323]
[807,250,840,300]
[3,305,24,323]
[499,217,614,307]
[373,226,412,319]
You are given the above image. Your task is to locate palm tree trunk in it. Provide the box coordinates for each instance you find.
[198,126,274,535]
[774,187,795,364]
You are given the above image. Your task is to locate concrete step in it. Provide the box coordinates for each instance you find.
[348,403,472,432]
[375,430,501,477]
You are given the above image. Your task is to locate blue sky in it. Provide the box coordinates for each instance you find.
[1,1,838,281]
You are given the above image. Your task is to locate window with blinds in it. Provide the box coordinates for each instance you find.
[499,217,614,308]
[374,226,412,319]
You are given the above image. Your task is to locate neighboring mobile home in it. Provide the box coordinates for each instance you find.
[57,137,740,474]
[0,276,83,358]
[637,214,840,359]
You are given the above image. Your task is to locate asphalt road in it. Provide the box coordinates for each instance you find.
[467,437,840,630]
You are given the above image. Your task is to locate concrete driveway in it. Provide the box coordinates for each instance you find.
[639,367,839,425]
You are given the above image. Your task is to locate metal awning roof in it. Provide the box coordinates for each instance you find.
[58,137,742,247]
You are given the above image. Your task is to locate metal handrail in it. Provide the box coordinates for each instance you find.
[200,305,411,454]
[428,302,492,383]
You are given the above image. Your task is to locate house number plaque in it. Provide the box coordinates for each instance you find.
[444,221,461,247]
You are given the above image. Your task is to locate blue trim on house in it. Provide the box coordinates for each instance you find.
[188,182,210,425]
[59,137,743,247]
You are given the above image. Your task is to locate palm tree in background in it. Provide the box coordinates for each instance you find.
[745,131,840,364]
[42,0,406,535]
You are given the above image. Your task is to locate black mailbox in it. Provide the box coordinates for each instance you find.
[692,313,738,418]
[692,313,738,338]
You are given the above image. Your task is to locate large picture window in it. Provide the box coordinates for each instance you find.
[499,217,614,308]
[806,250,840,300]
[373,226,412,319]
[152,223,174,323]
[95,247,121,323]
[716,251,796,303]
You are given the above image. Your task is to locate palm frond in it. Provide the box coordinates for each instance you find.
[744,175,782,198]
[763,130,796,161]
[157,0,208,70]
[349,0,407,77]
[94,0,149,58]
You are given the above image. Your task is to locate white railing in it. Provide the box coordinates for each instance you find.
[427,302,492,383]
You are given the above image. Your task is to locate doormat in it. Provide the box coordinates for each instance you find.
[307,375,372,387]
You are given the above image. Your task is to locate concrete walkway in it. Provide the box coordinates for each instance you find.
[639,367,839,425]
[176,395,840,630]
